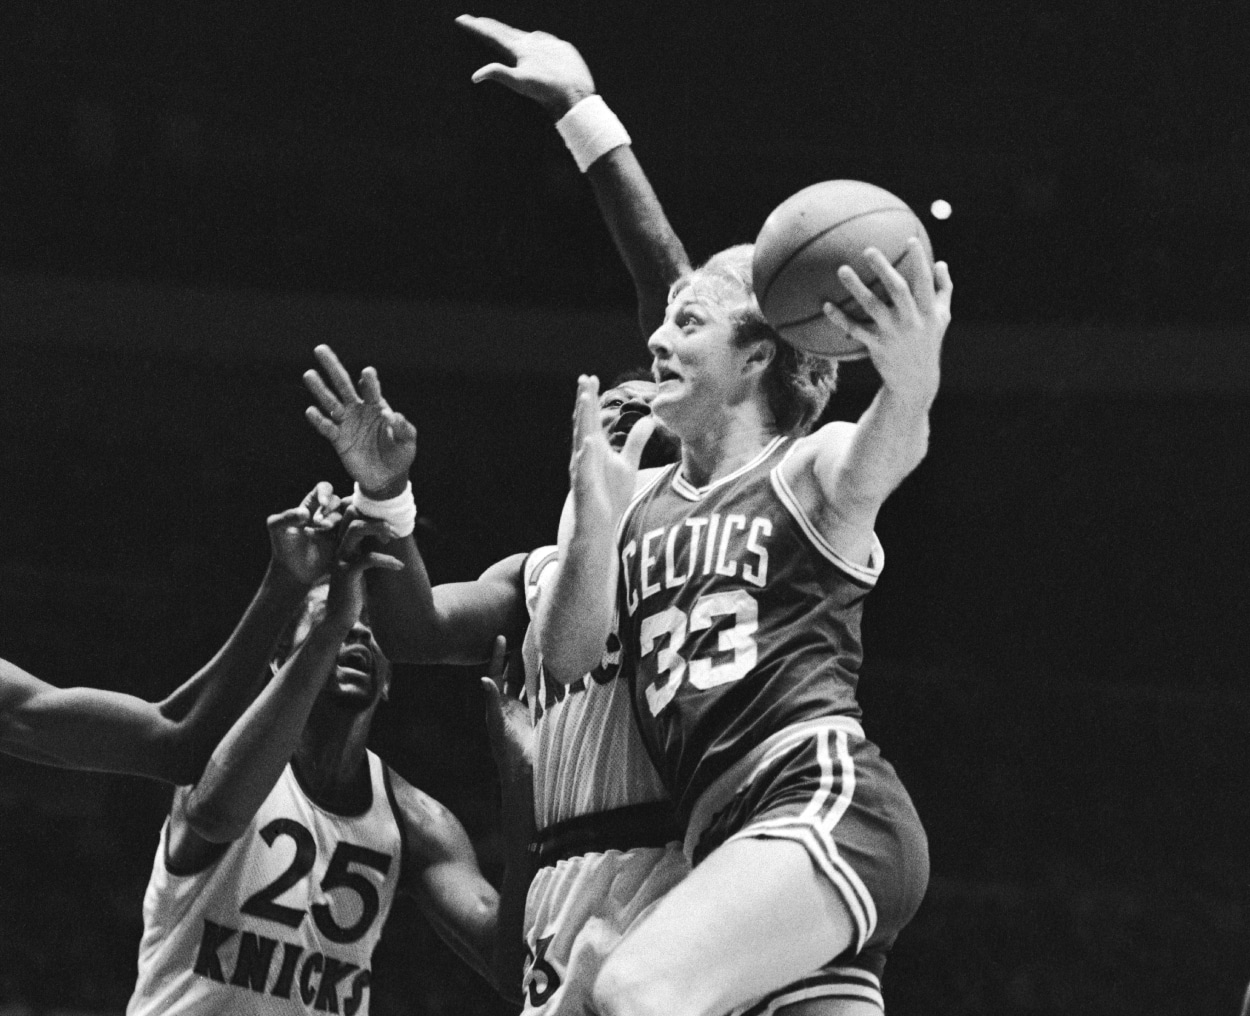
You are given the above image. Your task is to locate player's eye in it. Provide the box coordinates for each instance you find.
[602,398,623,409]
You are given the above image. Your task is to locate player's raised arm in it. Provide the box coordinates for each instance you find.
[0,484,340,783]
[799,240,953,563]
[535,376,655,684]
[169,517,400,869]
[456,14,690,336]
[303,344,528,664]
[391,636,535,1001]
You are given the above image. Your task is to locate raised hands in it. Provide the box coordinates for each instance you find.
[304,344,416,498]
[456,14,595,119]
[325,512,404,630]
[569,374,655,536]
[267,481,344,586]
[822,239,954,402]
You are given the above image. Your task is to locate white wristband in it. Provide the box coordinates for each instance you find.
[352,481,416,540]
[555,95,631,173]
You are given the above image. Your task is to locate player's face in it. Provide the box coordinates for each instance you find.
[647,287,751,434]
[286,589,391,712]
[599,380,658,451]
[325,619,391,710]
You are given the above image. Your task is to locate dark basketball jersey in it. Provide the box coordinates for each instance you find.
[618,434,884,825]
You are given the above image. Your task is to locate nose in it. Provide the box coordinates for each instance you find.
[346,621,372,644]
[621,397,652,417]
[647,323,674,358]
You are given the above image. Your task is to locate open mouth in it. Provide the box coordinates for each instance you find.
[654,364,681,385]
[609,409,648,448]
[335,645,374,681]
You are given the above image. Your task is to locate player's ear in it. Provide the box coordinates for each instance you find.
[744,336,776,373]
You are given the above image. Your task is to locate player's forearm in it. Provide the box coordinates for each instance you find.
[585,145,690,336]
[184,619,348,842]
[536,527,617,683]
[834,387,934,514]
[363,534,444,663]
[0,664,175,775]
[156,561,311,782]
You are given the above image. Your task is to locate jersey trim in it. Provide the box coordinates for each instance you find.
[683,715,866,860]
[733,966,884,1016]
[382,762,409,895]
[769,460,883,587]
[524,545,560,598]
[669,435,790,501]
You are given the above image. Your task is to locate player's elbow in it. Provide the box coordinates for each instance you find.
[183,791,248,843]
[536,638,600,686]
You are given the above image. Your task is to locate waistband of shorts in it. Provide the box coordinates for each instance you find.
[684,715,866,860]
[529,800,683,870]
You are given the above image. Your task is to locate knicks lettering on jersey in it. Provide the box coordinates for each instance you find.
[192,918,370,1013]
[621,512,771,615]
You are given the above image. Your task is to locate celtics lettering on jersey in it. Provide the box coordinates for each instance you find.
[618,437,884,822]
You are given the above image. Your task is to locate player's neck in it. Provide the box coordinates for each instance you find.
[678,405,779,488]
[292,709,373,813]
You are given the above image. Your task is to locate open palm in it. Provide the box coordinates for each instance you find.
[303,344,417,496]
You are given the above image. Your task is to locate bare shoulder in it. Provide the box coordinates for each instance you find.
[634,465,667,493]
[476,552,527,589]
[786,420,858,477]
[387,769,473,864]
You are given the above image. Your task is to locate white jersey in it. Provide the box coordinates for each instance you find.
[128,752,403,1016]
[521,546,668,831]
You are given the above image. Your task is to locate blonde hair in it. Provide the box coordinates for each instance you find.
[672,245,836,435]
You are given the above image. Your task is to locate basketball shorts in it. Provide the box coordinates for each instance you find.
[687,716,929,1010]
[521,841,690,1016]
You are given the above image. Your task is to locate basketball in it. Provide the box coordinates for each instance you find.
[753,180,933,359]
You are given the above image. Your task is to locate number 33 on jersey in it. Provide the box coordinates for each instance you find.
[129,753,403,1015]
[618,438,885,822]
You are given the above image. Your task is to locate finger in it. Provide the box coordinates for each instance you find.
[303,370,345,419]
[269,505,312,527]
[382,411,417,447]
[862,248,914,310]
[934,261,954,310]
[338,517,391,557]
[471,63,524,87]
[822,300,872,346]
[836,263,890,325]
[358,366,385,405]
[361,551,404,573]
[305,405,339,441]
[620,415,657,470]
[899,237,936,314]
[486,634,508,686]
[572,375,600,449]
[455,14,525,58]
[313,344,361,405]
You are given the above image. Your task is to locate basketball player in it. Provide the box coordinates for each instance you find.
[0,483,343,783]
[538,240,953,1016]
[127,508,533,1014]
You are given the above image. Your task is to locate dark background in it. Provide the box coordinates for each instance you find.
[1,1,1247,1014]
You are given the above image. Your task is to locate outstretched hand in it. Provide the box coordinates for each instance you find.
[822,238,953,402]
[267,481,344,586]
[325,511,404,628]
[303,344,417,498]
[480,635,533,784]
[455,14,595,119]
[569,374,655,537]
